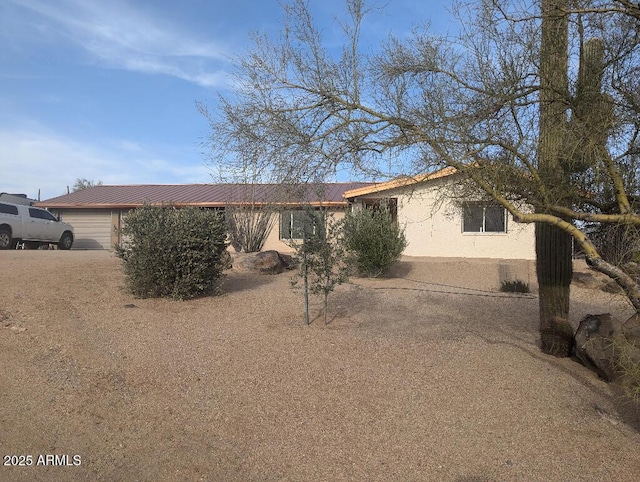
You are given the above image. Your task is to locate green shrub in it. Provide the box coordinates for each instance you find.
[342,203,407,277]
[115,205,228,299]
[500,280,531,293]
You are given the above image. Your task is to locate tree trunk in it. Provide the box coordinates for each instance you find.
[324,292,329,325]
[303,244,310,325]
[537,0,574,357]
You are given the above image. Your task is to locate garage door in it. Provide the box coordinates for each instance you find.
[59,210,113,249]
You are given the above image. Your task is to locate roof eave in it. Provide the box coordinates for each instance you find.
[36,201,351,209]
[343,166,459,199]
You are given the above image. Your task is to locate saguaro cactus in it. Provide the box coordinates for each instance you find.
[536,1,616,357]
[536,0,574,357]
[565,37,613,172]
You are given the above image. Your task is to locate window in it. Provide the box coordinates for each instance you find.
[463,204,506,233]
[28,208,57,222]
[362,198,398,224]
[0,203,18,215]
[280,210,323,240]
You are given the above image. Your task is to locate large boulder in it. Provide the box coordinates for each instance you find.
[574,313,624,381]
[241,250,294,274]
[622,313,640,347]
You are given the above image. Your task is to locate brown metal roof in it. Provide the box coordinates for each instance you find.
[37,183,374,209]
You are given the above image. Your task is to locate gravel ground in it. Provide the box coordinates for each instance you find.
[1,250,640,481]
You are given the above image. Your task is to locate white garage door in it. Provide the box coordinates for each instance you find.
[60,210,113,249]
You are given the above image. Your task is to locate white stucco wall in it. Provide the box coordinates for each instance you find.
[354,178,536,260]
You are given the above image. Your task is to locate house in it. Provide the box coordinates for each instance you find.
[36,183,371,250]
[36,169,535,260]
[343,167,536,260]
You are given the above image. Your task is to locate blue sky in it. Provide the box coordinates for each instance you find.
[0,0,455,200]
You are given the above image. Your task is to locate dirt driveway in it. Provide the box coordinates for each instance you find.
[1,250,640,481]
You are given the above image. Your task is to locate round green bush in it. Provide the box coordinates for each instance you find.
[342,204,407,277]
[115,205,228,299]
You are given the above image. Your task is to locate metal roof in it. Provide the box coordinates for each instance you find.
[37,183,374,209]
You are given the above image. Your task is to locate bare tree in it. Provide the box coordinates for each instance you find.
[202,0,640,355]
[72,178,103,192]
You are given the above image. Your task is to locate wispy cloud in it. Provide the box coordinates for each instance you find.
[0,127,211,200]
[6,0,232,88]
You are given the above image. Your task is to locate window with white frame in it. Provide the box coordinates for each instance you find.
[463,204,507,233]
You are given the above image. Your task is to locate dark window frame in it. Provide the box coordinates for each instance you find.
[462,203,507,233]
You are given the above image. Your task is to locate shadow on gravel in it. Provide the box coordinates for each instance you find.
[219,271,281,294]
[387,260,413,278]
[610,384,640,432]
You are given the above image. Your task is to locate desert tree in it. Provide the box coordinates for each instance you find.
[290,207,349,324]
[202,0,640,355]
[200,102,280,253]
[72,178,103,192]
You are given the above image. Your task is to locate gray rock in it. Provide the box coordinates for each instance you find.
[242,250,294,274]
[623,314,640,347]
[574,313,623,381]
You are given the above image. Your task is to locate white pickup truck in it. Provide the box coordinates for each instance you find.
[0,201,74,250]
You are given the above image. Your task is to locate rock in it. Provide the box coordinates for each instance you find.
[242,250,294,275]
[220,250,233,270]
[623,313,640,347]
[574,313,623,381]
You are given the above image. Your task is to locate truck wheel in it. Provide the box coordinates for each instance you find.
[58,232,73,250]
[0,227,12,250]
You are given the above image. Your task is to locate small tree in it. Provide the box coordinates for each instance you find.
[291,208,349,324]
[343,203,407,277]
[115,205,228,300]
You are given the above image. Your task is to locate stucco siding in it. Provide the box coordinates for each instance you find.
[262,212,294,253]
[354,180,535,260]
